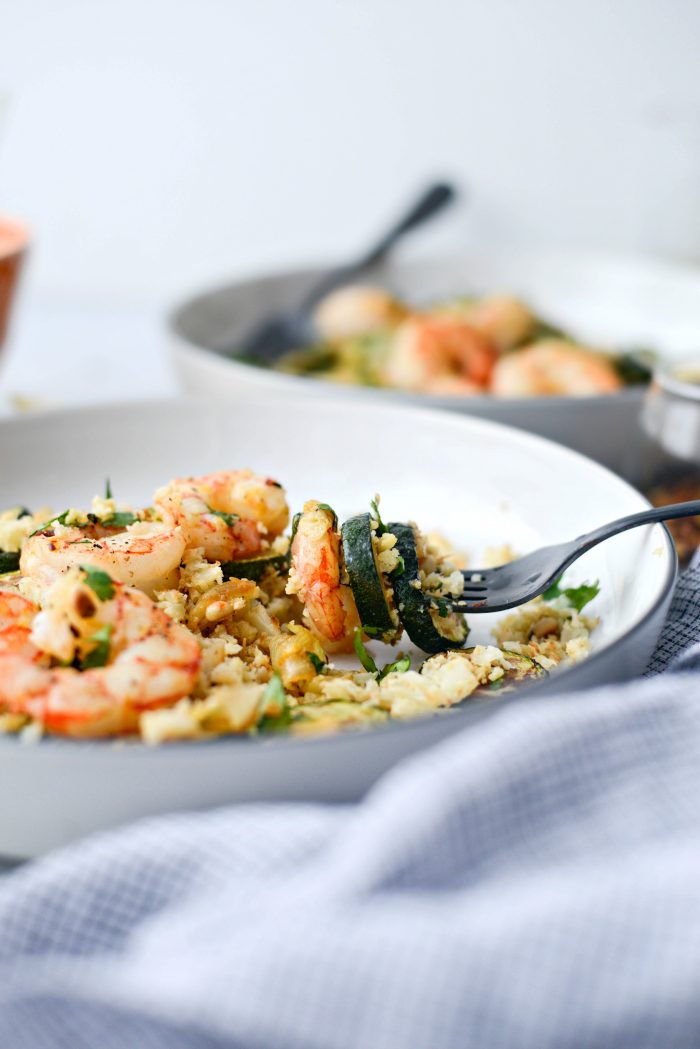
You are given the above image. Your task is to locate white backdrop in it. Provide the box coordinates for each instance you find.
[2,0,700,309]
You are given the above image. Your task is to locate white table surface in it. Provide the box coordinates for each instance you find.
[0,297,178,414]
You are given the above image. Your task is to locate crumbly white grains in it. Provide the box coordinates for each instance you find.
[180,548,224,594]
[0,510,35,553]
[155,589,187,623]
[90,495,117,519]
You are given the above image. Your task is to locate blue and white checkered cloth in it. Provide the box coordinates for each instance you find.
[2,561,700,1049]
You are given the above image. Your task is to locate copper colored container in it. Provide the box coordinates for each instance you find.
[0,216,28,352]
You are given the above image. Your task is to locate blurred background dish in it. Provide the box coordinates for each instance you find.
[171,248,700,486]
[0,216,27,360]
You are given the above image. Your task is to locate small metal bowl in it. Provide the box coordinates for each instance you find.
[642,357,700,463]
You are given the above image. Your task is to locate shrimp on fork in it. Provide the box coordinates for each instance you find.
[287,501,360,653]
[155,470,289,562]
[0,567,201,738]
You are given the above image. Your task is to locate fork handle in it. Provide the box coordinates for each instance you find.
[299,182,457,312]
[576,499,700,552]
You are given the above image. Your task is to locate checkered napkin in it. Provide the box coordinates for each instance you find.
[1,561,700,1049]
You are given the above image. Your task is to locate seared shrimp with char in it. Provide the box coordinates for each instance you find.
[287,501,360,653]
[0,567,201,737]
[20,521,185,598]
[155,470,289,562]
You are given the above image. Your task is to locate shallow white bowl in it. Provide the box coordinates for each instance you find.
[171,249,700,485]
[0,398,675,857]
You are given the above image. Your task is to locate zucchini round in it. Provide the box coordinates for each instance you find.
[389,522,468,654]
[341,512,400,643]
[221,552,289,582]
[0,551,20,574]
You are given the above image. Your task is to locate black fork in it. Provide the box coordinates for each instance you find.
[447,500,700,614]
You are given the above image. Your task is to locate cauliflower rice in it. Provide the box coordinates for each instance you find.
[0,480,599,743]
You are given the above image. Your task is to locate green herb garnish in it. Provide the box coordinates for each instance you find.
[369,495,387,536]
[30,510,70,536]
[258,707,294,733]
[435,599,449,619]
[542,575,563,601]
[209,509,240,527]
[257,673,288,730]
[391,555,405,578]
[562,581,600,612]
[307,652,326,674]
[543,575,600,611]
[80,624,113,669]
[353,628,378,673]
[105,478,113,500]
[101,511,138,528]
[80,565,115,602]
[378,655,411,681]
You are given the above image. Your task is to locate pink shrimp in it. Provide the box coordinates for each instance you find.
[286,501,360,653]
[383,315,498,394]
[0,568,201,738]
[155,469,289,562]
[0,591,42,662]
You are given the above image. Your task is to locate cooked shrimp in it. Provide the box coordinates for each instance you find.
[0,567,201,737]
[313,286,407,341]
[20,521,185,598]
[287,501,360,653]
[0,591,42,661]
[155,470,289,562]
[462,296,536,351]
[490,339,623,397]
[382,316,498,393]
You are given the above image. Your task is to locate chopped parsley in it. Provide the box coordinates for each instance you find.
[80,624,113,669]
[353,628,378,674]
[101,511,138,528]
[370,495,387,536]
[354,630,411,681]
[30,510,70,536]
[209,509,240,527]
[80,565,115,602]
[257,673,290,731]
[307,652,326,673]
[543,576,600,612]
[378,655,411,681]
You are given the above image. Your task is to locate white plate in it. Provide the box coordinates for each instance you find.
[170,249,700,484]
[0,398,675,857]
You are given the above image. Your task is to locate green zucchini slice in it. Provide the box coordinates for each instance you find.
[221,552,289,582]
[389,522,468,654]
[341,512,401,643]
[0,551,20,574]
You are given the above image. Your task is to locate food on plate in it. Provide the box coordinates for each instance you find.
[0,475,600,742]
[276,285,653,397]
